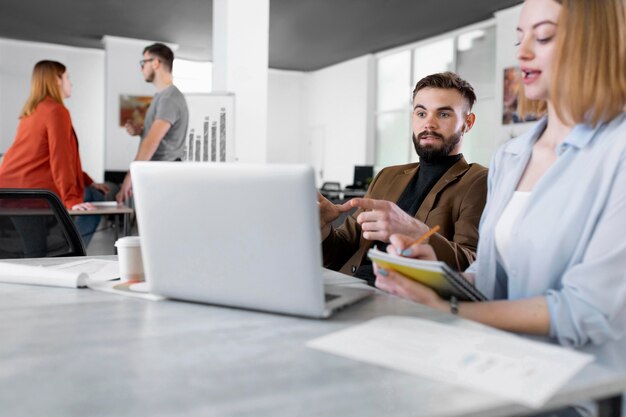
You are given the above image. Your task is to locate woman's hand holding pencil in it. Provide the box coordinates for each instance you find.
[386,225,440,261]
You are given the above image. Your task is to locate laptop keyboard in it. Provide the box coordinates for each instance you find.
[325,293,340,302]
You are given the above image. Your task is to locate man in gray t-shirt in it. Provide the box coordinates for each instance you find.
[116,43,189,203]
[142,85,188,161]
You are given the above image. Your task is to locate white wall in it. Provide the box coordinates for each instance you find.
[174,59,213,93]
[303,55,374,187]
[268,58,374,188]
[267,69,307,163]
[0,38,105,181]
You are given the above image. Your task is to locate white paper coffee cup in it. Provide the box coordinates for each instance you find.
[114,236,144,281]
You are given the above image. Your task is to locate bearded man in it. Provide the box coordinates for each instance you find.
[320,72,488,285]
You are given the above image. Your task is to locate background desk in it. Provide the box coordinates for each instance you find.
[0,267,624,417]
[69,204,133,239]
[341,188,367,199]
[319,188,367,202]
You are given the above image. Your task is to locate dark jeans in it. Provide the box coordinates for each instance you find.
[74,186,105,247]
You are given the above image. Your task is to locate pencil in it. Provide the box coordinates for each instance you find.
[408,225,440,247]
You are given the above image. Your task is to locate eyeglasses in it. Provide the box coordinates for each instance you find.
[139,58,155,68]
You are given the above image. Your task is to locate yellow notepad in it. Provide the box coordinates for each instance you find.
[367,248,487,301]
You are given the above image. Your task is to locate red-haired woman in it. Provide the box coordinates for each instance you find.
[0,60,108,246]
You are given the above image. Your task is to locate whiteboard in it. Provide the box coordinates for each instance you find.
[183,93,235,162]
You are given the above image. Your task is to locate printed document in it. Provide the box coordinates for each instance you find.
[307,316,593,408]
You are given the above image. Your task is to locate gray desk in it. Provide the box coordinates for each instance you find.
[341,188,367,199]
[319,188,367,202]
[0,267,624,417]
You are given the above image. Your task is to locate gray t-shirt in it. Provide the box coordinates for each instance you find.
[142,85,189,161]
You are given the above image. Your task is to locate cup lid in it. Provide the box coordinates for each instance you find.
[114,236,141,247]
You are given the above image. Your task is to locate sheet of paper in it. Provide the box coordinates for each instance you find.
[53,259,120,283]
[307,316,593,408]
[89,201,120,208]
[0,261,84,288]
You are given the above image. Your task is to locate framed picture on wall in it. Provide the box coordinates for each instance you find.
[119,95,152,127]
[502,66,538,125]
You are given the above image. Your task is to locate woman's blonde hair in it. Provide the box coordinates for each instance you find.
[20,60,66,118]
[519,0,626,126]
[517,91,546,122]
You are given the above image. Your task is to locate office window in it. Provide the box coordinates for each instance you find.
[173,59,212,93]
[456,26,496,165]
[457,27,496,98]
[376,51,411,112]
[412,38,454,85]
[375,51,411,171]
[375,112,411,167]
[374,22,496,167]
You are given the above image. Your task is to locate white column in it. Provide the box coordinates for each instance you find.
[213,0,269,163]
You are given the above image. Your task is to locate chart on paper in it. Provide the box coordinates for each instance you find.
[183,93,235,163]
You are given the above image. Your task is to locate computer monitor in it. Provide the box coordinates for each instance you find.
[353,165,374,189]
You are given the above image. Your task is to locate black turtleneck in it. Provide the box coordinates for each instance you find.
[354,154,463,285]
[396,154,462,216]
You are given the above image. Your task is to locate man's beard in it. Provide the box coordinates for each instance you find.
[144,71,155,83]
[413,129,462,163]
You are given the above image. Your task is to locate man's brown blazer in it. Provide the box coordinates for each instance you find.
[322,157,488,274]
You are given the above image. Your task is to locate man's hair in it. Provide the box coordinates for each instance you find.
[412,72,476,110]
[20,60,66,118]
[143,43,174,72]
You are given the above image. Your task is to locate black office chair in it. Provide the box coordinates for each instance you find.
[0,189,86,258]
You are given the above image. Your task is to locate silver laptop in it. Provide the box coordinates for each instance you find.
[131,162,372,318]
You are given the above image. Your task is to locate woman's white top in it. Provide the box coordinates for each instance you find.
[494,191,531,274]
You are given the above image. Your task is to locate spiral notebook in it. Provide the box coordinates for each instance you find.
[367,248,487,301]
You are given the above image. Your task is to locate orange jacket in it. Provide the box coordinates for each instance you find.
[0,97,93,208]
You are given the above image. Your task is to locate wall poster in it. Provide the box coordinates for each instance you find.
[502,66,539,125]
[119,95,152,127]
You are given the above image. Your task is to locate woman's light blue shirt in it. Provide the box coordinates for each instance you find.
[468,113,626,370]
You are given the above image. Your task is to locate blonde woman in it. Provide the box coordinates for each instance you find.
[373,1,626,415]
[0,60,108,246]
